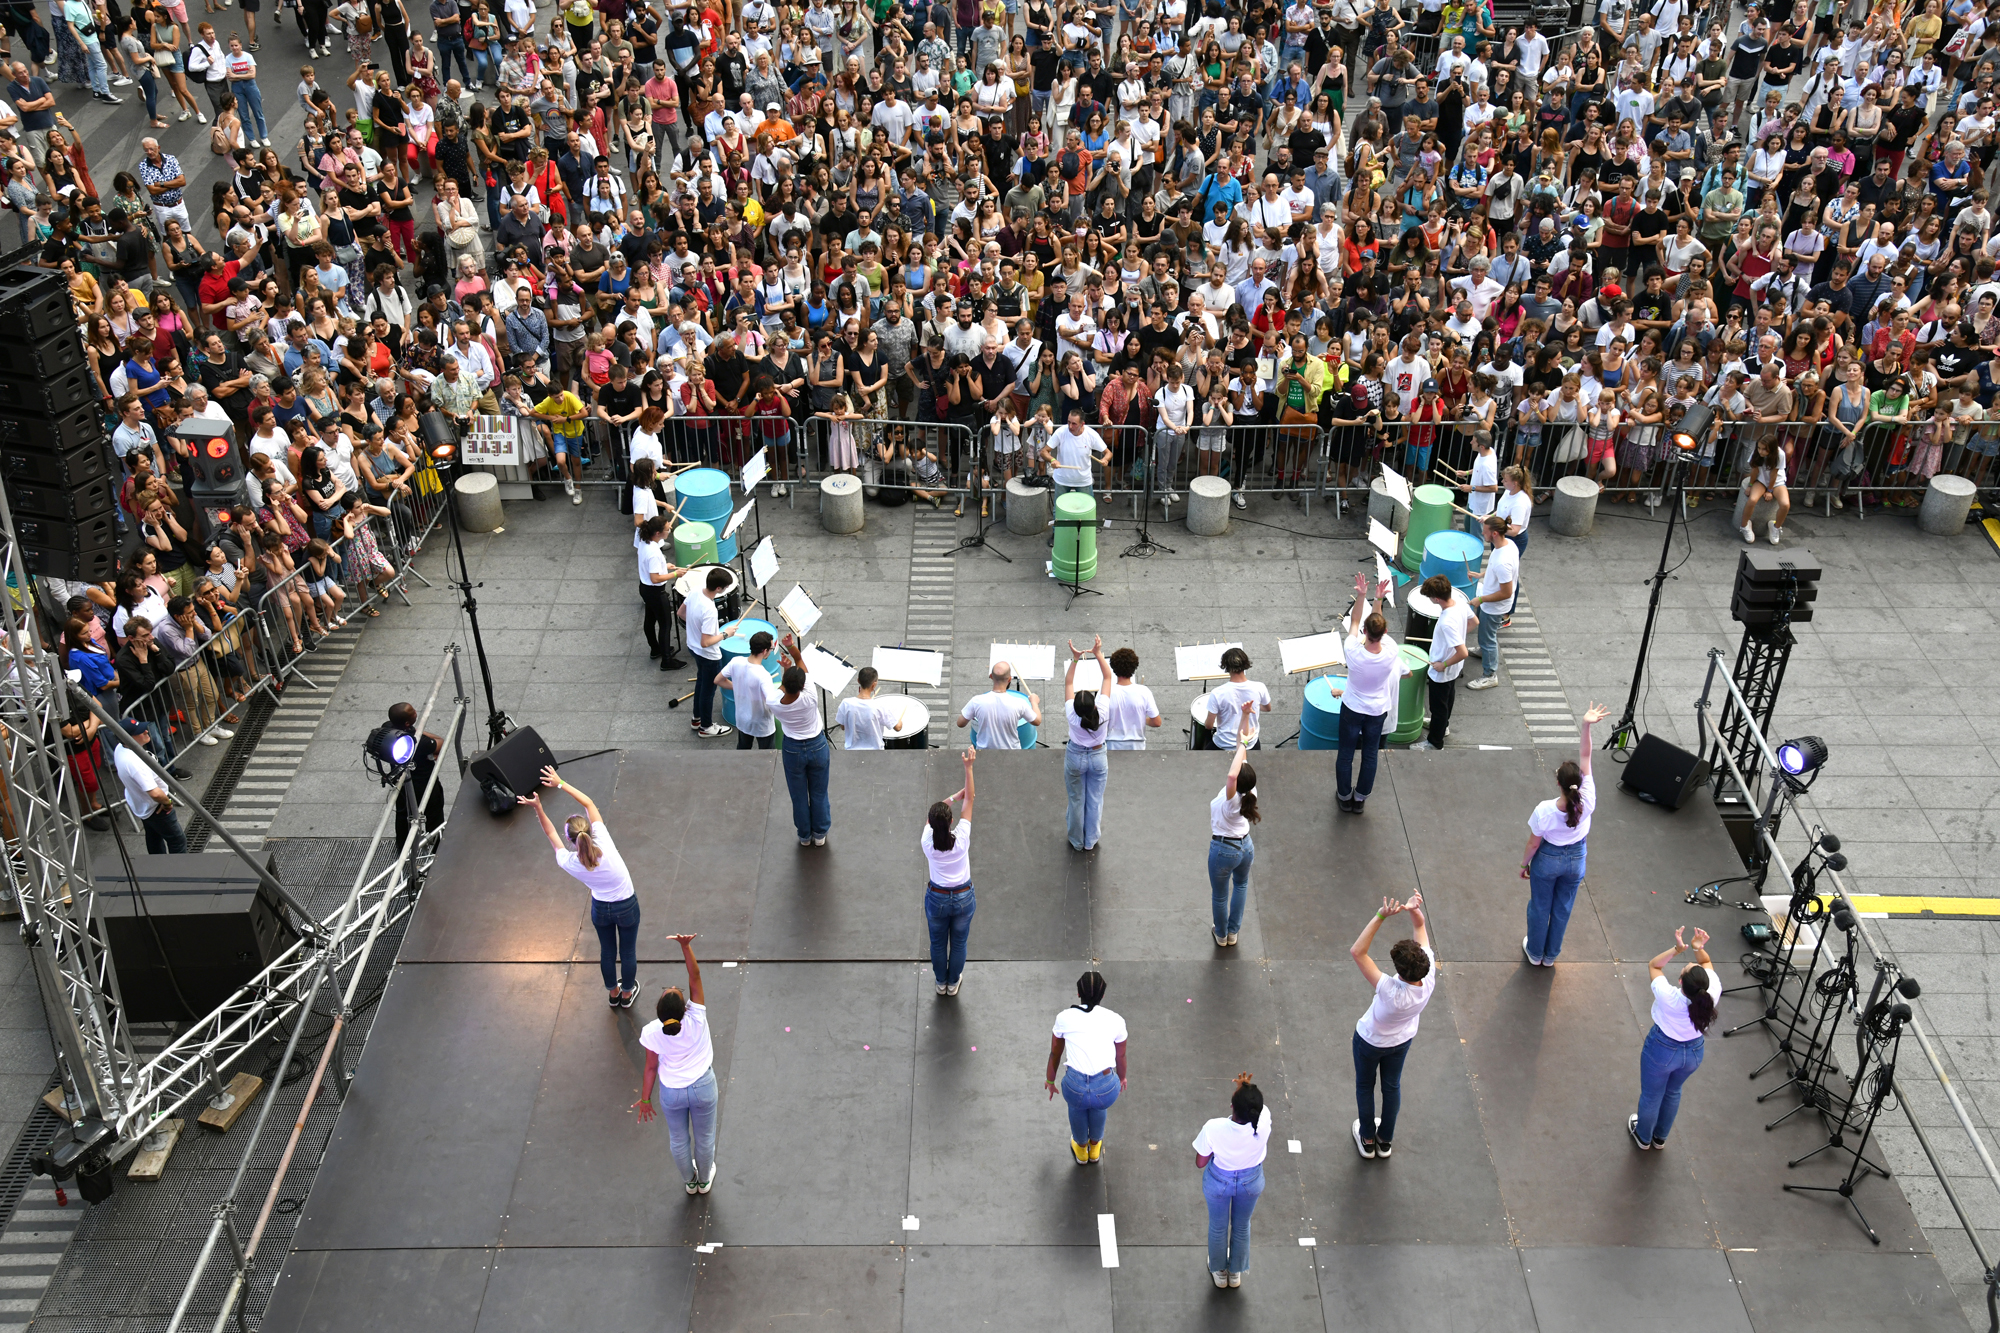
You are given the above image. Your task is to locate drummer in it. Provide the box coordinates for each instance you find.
[687,568,734,740]
[1203,649,1272,751]
[1411,574,1472,753]
[835,667,897,750]
[636,515,689,673]
[957,663,1042,749]
[1105,647,1163,750]
[1452,432,1499,537]
[717,630,797,751]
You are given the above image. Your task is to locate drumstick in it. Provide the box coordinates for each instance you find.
[667,688,696,708]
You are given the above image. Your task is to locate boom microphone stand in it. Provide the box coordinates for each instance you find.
[1122,432,1175,559]
[1760,905,1861,1129]
[1785,978,1915,1244]
[953,466,1012,563]
[1604,406,1709,756]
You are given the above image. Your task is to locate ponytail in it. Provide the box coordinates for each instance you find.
[928,800,956,851]
[657,987,687,1035]
[566,815,602,869]
[1235,763,1261,824]
[1230,1072,1264,1133]
[1073,688,1101,733]
[1503,462,1532,494]
[1681,965,1715,1033]
[1073,970,1107,1012]
[1556,760,1583,828]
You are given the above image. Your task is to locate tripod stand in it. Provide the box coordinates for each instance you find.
[1785,984,1914,1244]
[1121,431,1176,559]
[1760,906,1860,1129]
[953,467,1013,563]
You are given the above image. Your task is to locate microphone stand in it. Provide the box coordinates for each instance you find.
[1122,427,1175,558]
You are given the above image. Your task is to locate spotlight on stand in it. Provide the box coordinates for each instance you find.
[1776,736,1829,790]
[363,721,418,787]
[425,431,512,750]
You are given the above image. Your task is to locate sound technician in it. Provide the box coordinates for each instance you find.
[383,701,445,853]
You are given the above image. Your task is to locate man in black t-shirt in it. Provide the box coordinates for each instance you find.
[385,702,445,856]
[494,88,534,162]
[1725,20,1769,132]
[337,163,385,237]
[1931,324,1992,390]
[1805,262,1855,332]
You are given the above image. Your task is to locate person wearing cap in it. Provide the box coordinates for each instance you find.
[115,723,187,854]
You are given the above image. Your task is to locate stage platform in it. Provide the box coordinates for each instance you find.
[261,748,1970,1333]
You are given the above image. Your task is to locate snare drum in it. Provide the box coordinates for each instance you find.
[1188,693,1214,751]
[883,699,932,749]
[676,564,742,622]
[1404,589,1442,646]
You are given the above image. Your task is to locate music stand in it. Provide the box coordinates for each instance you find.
[953,468,1012,562]
[1051,513,1103,608]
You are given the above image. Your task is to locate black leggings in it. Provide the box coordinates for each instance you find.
[638,581,669,656]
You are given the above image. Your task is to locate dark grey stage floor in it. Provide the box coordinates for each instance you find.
[260,748,1970,1333]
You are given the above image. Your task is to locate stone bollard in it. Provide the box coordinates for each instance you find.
[1186,475,1232,536]
[820,473,865,534]
[1918,474,1977,535]
[1005,477,1051,535]
[453,471,503,533]
[1368,476,1410,534]
[1549,475,1600,537]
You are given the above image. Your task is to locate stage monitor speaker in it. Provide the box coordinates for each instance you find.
[92,852,302,1023]
[0,365,97,419]
[7,472,115,524]
[0,267,75,342]
[1619,734,1711,811]
[0,403,112,459]
[467,725,555,801]
[0,330,85,380]
[172,419,248,496]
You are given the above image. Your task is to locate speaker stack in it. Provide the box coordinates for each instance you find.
[0,266,120,582]
[1732,548,1821,632]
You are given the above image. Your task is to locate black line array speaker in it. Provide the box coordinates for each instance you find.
[467,725,556,801]
[92,852,302,1023]
[0,266,120,580]
[1619,734,1711,811]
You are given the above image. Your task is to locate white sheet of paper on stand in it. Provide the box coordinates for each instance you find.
[1379,464,1412,507]
[1066,657,1105,691]
[777,584,822,637]
[1375,552,1397,603]
[1367,517,1399,559]
[740,447,768,493]
[749,535,778,588]
[989,643,1057,680]
[872,646,945,687]
[1174,642,1244,682]
[1278,632,1345,674]
[801,644,856,697]
[721,498,757,541]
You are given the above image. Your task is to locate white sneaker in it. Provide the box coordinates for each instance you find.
[196,111,208,123]
[812,835,827,846]
[1223,932,1238,946]
[196,733,220,746]
[1768,526,1782,545]
[1410,740,1437,750]
[212,727,235,739]
[1831,493,1844,510]
[937,983,949,995]
[1352,1118,1376,1159]
[112,75,132,86]
[1167,490,1181,504]
[571,489,583,504]
[695,1162,716,1193]
[1211,1271,1229,1288]
[945,978,961,996]
[177,107,190,120]
[697,724,732,738]
[1228,1271,1242,1288]
[1740,523,1756,543]
[1465,675,1498,690]
[1232,491,1246,509]
[564,478,576,496]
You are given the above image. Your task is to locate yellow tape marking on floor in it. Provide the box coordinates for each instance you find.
[1835,894,2000,918]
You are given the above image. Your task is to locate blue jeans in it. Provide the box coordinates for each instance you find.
[1634,1025,1704,1144]
[1476,605,1503,679]
[693,651,721,726]
[1353,1032,1412,1144]
[1336,707,1387,803]
[142,806,187,854]
[1064,743,1106,849]
[437,32,471,84]
[232,78,268,140]
[472,44,498,84]
[83,43,110,96]
[1208,835,1253,938]
[659,1067,718,1184]
[1525,838,1586,963]
[1203,1162,1264,1273]
[924,884,975,985]
[1061,1066,1120,1143]
[590,894,640,990]
[782,730,831,839]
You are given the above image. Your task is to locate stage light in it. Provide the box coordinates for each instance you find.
[430,440,456,464]
[1668,402,1714,455]
[363,723,419,786]
[1776,736,1828,778]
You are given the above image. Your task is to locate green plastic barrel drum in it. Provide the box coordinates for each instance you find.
[1053,492,1097,582]
[1398,484,1454,572]
[673,521,718,568]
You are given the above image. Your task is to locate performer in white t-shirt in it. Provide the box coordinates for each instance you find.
[521,766,642,1007]
[1046,970,1128,1165]
[1193,1073,1273,1288]
[1332,572,1399,814]
[1204,648,1272,749]
[834,666,898,749]
[634,934,720,1194]
[1519,703,1609,966]
[1348,893,1434,1159]
[1104,646,1162,749]
[1209,713,1260,947]
[920,748,976,996]
[957,662,1042,748]
[1412,573,1471,751]
[1465,511,1518,690]
[1632,925,1718,1151]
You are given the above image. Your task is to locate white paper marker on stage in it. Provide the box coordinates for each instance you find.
[988,642,1057,680]
[1278,633,1345,675]
[749,536,778,588]
[778,584,822,637]
[1098,1214,1119,1268]
[873,646,944,688]
[1174,642,1243,682]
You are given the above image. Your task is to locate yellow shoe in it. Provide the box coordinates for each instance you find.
[1070,1139,1089,1165]
[1087,1140,1103,1163]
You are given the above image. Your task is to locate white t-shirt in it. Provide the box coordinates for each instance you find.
[920,818,971,886]
[1528,772,1596,845]
[640,1005,714,1087]
[961,690,1034,749]
[1340,635,1399,716]
[1428,598,1472,683]
[553,820,635,902]
[112,592,172,640]
[1052,1004,1128,1075]
[632,487,659,548]
[770,691,825,741]
[1496,487,1531,536]
[115,743,164,819]
[1354,944,1436,1048]
[637,539,670,587]
[1206,679,1272,747]
[1210,785,1253,836]
[1467,451,1498,516]
[1478,540,1520,616]
[835,695,895,748]
[687,593,722,660]
[1194,1107,1273,1170]
[1385,354,1431,413]
[721,657,779,737]
[1105,682,1160,743]
[1048,426,1103,487]
[1066,698,1110,747]
[1651,969,1719,1041]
